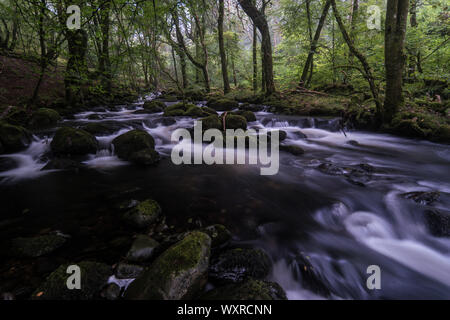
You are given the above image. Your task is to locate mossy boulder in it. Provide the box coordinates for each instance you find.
[202,279,287,300]
[123,199,162,229]
[0,122,32,153]
[202,224,231,248]
[280,144,305,156]
[124,231,211,300]
[51,127,98,156]
[81,122,123,136]
[199,115,222,131]
[2,106,29,126]
[28,108,61,129]
[143,100,166,113]
[163,103,209,118]
[183,89,206,101]
[207,98,239,111]
[209,248,271,284]
[222,114,247,130]
[112,129,159,165]
[10,234,67,258]
[32,261,111,300]
[232,110,257,122]
[126,235,160,262]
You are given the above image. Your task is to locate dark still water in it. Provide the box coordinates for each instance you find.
[1,96,449,299]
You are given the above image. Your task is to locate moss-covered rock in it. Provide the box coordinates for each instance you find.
[0,122,32,153]
[124,231,211,300]
[28,108,61,129]
[183,89,206,101]
[32,261,111,300]
[209,248,271,284]
[143,100,166,113]
[207,98,239,111]
[2,106,29,126]
[222,114,247,130]
[50,127,98,156]
[280,144,305,156]
[163,102,209,118]
[126,235,160,262]
[81,122,123,136]
[10,234,67,258]
[202,279,287,300]
[123,199,162,229]
[232,110,257,122]
[202,224,231,248]
[199,115,222,131]
[112,129,159,165]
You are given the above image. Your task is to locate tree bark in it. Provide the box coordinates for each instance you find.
[331,0,382,118]
[384,0,409,123]
[218,0,230,94]
[238,0,275,95]
[98,0,112,94]
[300,0,331,85]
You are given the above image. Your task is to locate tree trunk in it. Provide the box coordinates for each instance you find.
[218,0,230,94]
[408,0,421,77]
[252,22,258,92]
[238,0,275,95]
[65,29,88,107]
[98,0,112,94]
[300,0,331,85]
[384,0,409,123]
[331,0,381,118]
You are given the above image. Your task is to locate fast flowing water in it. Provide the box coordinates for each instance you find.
[0,95,449,299]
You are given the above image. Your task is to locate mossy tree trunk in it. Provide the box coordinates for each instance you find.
[384,0,409,123]
[65,29,88,107]
[238,0,275,95]
[218,0,230,94]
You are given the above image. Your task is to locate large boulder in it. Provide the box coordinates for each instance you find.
[0,122,32,153]
[207,98,239,111]
[124,231,211,300]
[209,248,271,284]
[2,106,29,126]
[81,121,124,136]
[232,110,257,122]
[123,199,162,229]
[28,108,61,129]
[202,279,287,300]
[115,262,144,279]
[199,115,222,131]
[32,261,111,300]
[280,144,305,156]
[143,100,166,113]
[222,114,247,130]
[163,102,209,118]
[10,234,67,258]
[112,130,159,165]
[50,127,98,156]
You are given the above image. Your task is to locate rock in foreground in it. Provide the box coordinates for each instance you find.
[50,127,98,156]
[202,279,287,300]
[124,231,211,300]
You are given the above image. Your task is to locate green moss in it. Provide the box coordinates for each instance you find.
[32,261,111,300]
[28,108,61,129]
[222,114,247,130]
[3,106,29,126]
[199,115,222,131]
[0,121,32,153]
[112,129,155,160]
[50,127,98,156]
[124,231,211,300]
[124,199,162,228]
[232,110,257,122]
[143,100,166,113]
[207,98,239,111]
